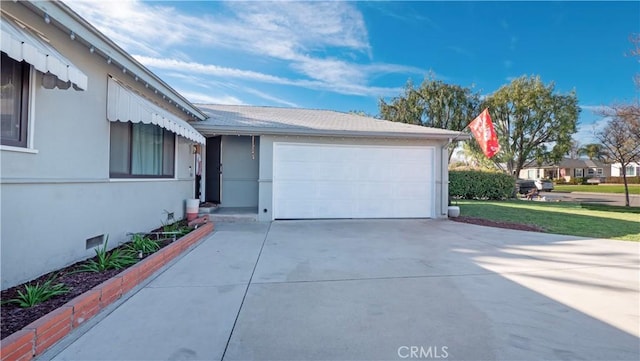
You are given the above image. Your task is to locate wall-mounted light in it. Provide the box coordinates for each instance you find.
[122,68,127,74]
[192,145,198,154]
[106,57,112,64]
[70,31,75,40]
[44,13,50,24]
[89,46,95,53]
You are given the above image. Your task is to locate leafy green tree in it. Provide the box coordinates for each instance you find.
[578,143,609,161]
[379,77,480,158]
[468,75,580,177]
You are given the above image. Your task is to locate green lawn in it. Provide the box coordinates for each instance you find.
[553,184,640,194]
[457,199,640,241]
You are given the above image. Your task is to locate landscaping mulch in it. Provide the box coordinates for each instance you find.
[1,221,188,340]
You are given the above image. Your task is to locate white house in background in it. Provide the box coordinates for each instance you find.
[519,158,611,182]
[611,162,640,178]
[194,105,467,221]
[1,1,206,289]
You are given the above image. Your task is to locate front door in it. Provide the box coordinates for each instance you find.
[205,136,222,203]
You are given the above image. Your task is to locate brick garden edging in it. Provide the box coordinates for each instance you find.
[0,219,214,361]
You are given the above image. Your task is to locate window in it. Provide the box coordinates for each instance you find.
[587,168,595,176]
[109,122,175,178]
[596,168,603,176]
[575,168,583,177]
[1,53,30,147]
[625,166,637,176]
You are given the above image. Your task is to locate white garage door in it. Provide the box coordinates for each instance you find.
[273,143,435,219]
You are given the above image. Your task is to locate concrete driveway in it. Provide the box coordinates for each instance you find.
[43,220,639,361]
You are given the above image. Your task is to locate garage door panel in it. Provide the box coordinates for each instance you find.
[273,143,434,219]
[357,182,395,199]
[394,182,429,198]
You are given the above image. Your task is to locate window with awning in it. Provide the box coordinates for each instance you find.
[1,13,87,91]
[106,77,205,144]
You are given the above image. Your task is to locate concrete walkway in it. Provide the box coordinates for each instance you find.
[41,220,639,361]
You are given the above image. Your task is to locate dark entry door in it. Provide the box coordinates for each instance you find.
[206,136,221,203]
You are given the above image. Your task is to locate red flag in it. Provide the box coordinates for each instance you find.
[469,108,500,158]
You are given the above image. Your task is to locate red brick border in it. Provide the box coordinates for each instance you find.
[0,222,214,361]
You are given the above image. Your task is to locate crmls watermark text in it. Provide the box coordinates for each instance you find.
[397,346,449,359]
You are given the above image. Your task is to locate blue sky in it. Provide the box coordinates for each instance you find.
[66,0,639,143]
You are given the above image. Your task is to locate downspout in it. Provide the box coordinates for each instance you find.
[440,138,452,217]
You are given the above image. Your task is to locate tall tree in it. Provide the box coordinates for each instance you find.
[567,140,581,159]
[468,75,580,177]
[595,110,640,206]
[578,143,608,160]
[379,77,480,158]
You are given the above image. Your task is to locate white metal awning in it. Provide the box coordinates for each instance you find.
[1,13,88,90]
[107,77,205,144]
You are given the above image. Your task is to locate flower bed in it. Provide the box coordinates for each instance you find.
[0,217,214,361]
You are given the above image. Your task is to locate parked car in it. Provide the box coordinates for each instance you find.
[516,179,537,195]
[534,179,554,191]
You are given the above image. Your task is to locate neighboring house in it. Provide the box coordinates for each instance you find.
[194,105,467,222]
[611,162,640,178]
[518,158,611,181]
[1,1,205,289]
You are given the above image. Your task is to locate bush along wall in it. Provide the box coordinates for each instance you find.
[450,170,515,200]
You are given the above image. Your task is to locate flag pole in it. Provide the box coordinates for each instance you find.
[449,108,486,143]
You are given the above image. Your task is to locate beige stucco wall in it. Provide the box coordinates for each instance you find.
[0,2,199,289]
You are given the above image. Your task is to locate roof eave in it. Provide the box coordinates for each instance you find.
[23,0,207,121]
[193,125,471,140]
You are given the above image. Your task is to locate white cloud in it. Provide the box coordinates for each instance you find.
[241,88,300,108]
[179,90,244,106]
[574,105,614,144]
[135,56,405,97]
[66,0,416,101]
[579,105,612,114]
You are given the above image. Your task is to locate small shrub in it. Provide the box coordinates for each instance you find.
[78,237,138,272]
[126,234,160,256]
[2,275,69,308]
[162,220,193,237]
[449,170,515,200]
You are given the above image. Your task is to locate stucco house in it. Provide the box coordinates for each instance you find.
[611,162,640,178]
[518,158,611,182]
[194,105,466,222]
[1,1,205,289]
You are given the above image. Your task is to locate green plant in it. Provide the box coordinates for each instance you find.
[2,275,69,308]
[126,234,160,256]
[162,220,193,237]
[162,220,180,233]
[449,170,515,200]
[78,237,138,272]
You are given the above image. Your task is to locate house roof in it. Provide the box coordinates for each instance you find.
[194,104,470,140]
[523,158,609,169]
[17,0,207,121]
